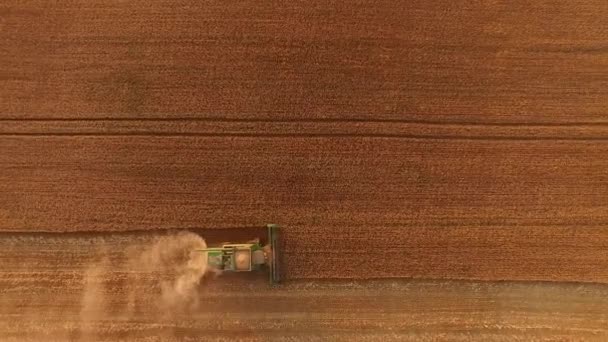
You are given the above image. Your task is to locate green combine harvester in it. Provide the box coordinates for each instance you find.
[196,224,280,284]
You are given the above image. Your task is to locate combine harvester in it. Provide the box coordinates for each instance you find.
[196,224,280,284]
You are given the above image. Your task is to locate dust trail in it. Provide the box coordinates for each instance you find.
[79,252,110,341]
[77,231,209,332]
[127,231,209,314]
[0,231,212,340]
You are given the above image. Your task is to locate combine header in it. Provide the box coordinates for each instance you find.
[196,224,280,284]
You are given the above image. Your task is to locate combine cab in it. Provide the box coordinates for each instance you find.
[196,224,280,284]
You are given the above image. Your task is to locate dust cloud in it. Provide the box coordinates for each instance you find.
[128,231,209,313]
[79,252,110,341]
[80,231,209,319]
[0,232,211,340]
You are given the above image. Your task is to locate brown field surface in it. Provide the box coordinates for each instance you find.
[2,0,608,123]
[2,0,608,340]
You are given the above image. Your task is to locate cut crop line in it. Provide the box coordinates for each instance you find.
[1,117,607,127]
[2,132,608,141]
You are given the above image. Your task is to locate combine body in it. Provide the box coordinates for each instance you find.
[197,224,280,284]
[205,243,266,272]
